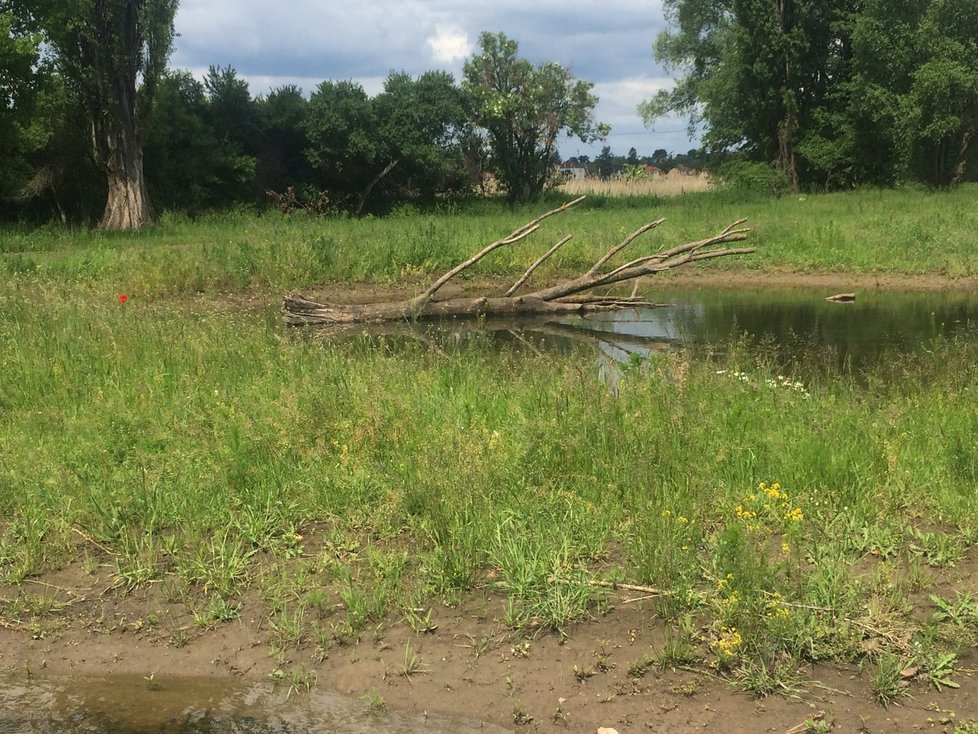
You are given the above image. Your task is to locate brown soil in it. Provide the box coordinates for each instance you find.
[2,558,977,734]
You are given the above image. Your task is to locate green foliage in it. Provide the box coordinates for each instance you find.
[648,0,978,189]
[6,0,179,227]
[0,10,40,200]
[463,31,608,202]
[144,70,256,213]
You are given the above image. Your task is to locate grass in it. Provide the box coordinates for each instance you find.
[2,184,977,300]
[0,185,977,703]
[559,172,714,197]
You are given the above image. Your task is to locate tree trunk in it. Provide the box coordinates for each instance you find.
[100,137,155,230]
[283,197,753,326]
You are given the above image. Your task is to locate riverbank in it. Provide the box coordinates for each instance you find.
[2,186,978,732]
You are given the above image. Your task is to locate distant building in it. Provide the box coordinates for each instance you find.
[643,165,663,178]
[558,158,586,179]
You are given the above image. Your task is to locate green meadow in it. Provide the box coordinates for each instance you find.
[3,184,977,296]
[1,185,977,699]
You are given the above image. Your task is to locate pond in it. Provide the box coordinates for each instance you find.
[0,674,512,734]
[382,286,978,374]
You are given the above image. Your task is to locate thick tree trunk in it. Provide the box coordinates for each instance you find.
[100,140,155,230]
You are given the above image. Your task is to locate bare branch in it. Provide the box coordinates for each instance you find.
[586,219,665,276]
[408,196,586,311]
[283,213,753,326]
[504,234,573,297]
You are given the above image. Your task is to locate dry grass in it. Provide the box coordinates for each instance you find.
[558,171,714,197]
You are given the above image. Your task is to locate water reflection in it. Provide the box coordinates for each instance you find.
[291,287,978,377]
[496,287,976,370]
[0,675,511,734]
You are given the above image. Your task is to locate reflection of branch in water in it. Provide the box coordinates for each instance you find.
[529,321,679,358]
[285,311,683,362]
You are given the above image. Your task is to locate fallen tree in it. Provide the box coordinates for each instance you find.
[282,196,753,326]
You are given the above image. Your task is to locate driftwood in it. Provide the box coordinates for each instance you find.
[825,292,856,303]
[283,196,753,326]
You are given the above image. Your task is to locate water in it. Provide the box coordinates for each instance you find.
[0,675,512,734]
[574,286,978,367]
[384,286,978,373]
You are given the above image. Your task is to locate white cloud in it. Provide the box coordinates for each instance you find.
[427,27,472,64]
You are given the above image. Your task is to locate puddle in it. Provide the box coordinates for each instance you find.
[0,675,512,733]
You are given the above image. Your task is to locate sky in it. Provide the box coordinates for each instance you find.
[170,1,700,160]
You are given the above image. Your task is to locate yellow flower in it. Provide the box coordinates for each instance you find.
[784,507,804,522]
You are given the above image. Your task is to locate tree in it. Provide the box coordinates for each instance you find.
[643,0,842,191]
[143,70,255,213]
[11,0,179,228]
[255,85,312,196]
[595,145,617,179]
[462,31,609,203]
[0,9,40,201]
[304,71,468,215]
[304,79,376,212]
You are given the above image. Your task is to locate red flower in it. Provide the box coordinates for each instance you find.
[118,293,128,303]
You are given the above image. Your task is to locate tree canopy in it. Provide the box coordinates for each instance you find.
[8,0,180,227]
[643,0,978,189]
[463,31,609,202]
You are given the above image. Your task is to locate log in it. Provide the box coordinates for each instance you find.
[283,197,753,326]
[825,292,856,303]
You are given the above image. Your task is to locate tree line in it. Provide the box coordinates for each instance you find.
[643,0,978,191]
[1,1,606,228]
[3,0,976,229]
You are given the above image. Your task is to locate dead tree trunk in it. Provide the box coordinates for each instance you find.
[283,196,753,326]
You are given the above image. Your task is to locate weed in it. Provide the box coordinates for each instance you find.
[360,688,385,712]
[267,603,307,651]
[870,653,910,706]
[192,593,240,628]
[287,665,316,698]
[737,657,803,697]
[399,642,425,678]
[512,704,533,725]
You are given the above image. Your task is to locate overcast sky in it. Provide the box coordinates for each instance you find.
[170,1,700,160]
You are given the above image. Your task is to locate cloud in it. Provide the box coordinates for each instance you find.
[169,0,692,154]
[427,27,473,64]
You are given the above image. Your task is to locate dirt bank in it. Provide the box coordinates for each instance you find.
[2,558,976,733]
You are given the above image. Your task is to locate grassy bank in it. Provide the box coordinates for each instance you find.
[1,184,977,298]
[1,277,977,696]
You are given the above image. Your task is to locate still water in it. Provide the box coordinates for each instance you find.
[413,286,978,372]
[0,674,511,734]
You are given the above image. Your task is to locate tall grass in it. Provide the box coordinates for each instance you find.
[2,187,977,686]
[2,184,977,299]
[2,282,977,677]
[559,172,714,197]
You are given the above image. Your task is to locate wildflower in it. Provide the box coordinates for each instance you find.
[710,626,743,664]
[118,293,128,303]
[784,507,804,523]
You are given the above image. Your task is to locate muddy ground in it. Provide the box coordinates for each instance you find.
[2,555,977,734]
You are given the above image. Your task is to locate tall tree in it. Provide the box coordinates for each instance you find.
[643,0,840,191]
[0,9,40,201]
[12,0,179,228]
[143,70,255,213]
[462,32,608,203]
